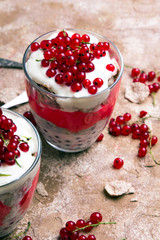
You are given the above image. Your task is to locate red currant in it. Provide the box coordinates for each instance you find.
[106,64,115,72]
[131,68,140,78]
[31,42,40,51]
[138,147,147,157]
[96,133,104,142]
[88,85,97,95]
[19,142,29,152]
[147,71,156,81]
[123,112,131,122]
[90,212,102,224]
[149,135,158,146]
[139,110,147,118]
[113,158,124,169]
[87,235,96,240]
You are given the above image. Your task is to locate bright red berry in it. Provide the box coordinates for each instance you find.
[113,158,124,169]
[84,221,93,232]
[123,112,131,122]
[131,68,140,78]
[87,235,96,240]
[90,212,102,224]
[96,133,104,142]
[106,64,115,72]
[31,42,40,51]
[121,125,131,136]
[138,147,147,157]
[19,142,29,152]
[93,78,103,88]
[22,236,32,240]
[149,135,158,146]
[88,85,97,95]
[66,221,76,232]
[139,110,147,118]
[116,115,125,125]
[147,71,156,81]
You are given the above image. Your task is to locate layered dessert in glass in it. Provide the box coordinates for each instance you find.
[0,108,41,237]
[23,29,123,152]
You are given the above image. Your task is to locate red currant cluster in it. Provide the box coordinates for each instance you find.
[0,109,30,167]
[131,68,160,94]
[31,30,114,95]
[59,212,111,240]
[108,111,158,159]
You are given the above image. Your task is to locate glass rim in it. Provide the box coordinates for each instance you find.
[0,108,42,189]
[23,28,124,99]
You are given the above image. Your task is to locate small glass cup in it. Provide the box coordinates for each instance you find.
[23,29,123,152]
[0,108,42,237]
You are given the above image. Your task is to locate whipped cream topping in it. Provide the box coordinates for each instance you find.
[0,111,38,186]
[26,30,119,111]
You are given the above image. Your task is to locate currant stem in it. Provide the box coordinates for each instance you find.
[151,92,156,106]
[73,221,116,232]
[15,158,22,168]
[11,222,31,239]
[0,173,11,176]
[148,137,160,165]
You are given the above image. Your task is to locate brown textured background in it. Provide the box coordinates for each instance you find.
[1,0,160,239]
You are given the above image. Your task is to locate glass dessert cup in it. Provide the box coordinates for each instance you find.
[23,29,123,152]
[0,109,42,237]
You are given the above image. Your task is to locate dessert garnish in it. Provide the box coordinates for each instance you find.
[30,30,116,95]
[0,108,31,175]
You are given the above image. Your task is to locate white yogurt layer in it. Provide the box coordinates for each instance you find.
[0,111,37,186]
[26,30,119,111]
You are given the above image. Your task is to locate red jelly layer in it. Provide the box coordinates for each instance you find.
[26,79,121,133]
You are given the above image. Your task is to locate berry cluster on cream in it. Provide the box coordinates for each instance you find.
[0,108,30,171]
[30,30,116,95]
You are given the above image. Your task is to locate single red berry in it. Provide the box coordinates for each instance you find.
[41,59,49,67]
[50,60,59,69]
[139,72,147,83]
[84,221,93,232]
[82,79,91,89]
[55,74,64,84]
[140,139,148,147]
[81,34,90,43]
[113,158,124,169]
[46,68,56,78]
[19,142,29,152]
[123,112,131,122]
[63,72,73,83]
[106,64,115,72]
[93,78,103,88]
[121,125,131,136]
[76,219,86,228]
[87,235,96,240]
[71,82,82,92]
[131,68,140,78]
[71,33,81,40]
[96,133,104,142]
[66,221,76,232]
[103,42,110,50]
[116,115,125,125]
[148,84,154,94]
[157,76,160,82]
[43,50,53,60]
[132,129,140,139]
[131,123,139,132]
[133,77,139,83]
[31,42,40,51]
[77,72,86,82]
[69,231,79,240]
[140,132,149,140]
[78,235,87,240]
[138,147,147,157]
[112,125,121,136]
[149,135,158,146]
[147,71,156,81]
[152,82,160,92]
[139,124,148,133]
[59,228,69,239]
[86,62,95,72]
[22,237,32,240]
[139,110,147,118]
[109,118,117,128]
[90,212,102,224]
[88,85,98,95]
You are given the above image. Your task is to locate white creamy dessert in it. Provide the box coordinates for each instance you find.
[26,30,119,111]
[0,111,37,186]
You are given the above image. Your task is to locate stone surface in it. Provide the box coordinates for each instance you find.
[0,0,160,240]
